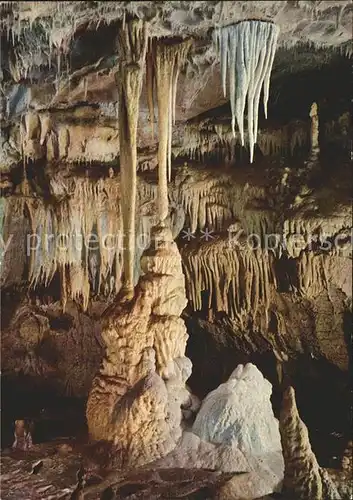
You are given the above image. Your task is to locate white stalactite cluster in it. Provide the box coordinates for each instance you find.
[213,20,280,163]
[181,237,277,329]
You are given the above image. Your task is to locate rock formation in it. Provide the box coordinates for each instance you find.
[214,20,279,162]
[309,101,320,159]
[279,385,353,500]
[86,223,192,467]
[193,363,282,456]
[12,419,33,451]
[116,18,148,296]
[0,2,351,498]
[86,25,194,467]
[341,440,353,474]
[149,37,191,221]
[279,385,323,499]
[155,363,284,499]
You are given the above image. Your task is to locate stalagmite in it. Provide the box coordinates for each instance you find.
[279,387,342,500]
[213,21,279,163]
[86,224,192,467]
[309,101,320,160]
[148,38,191,221]
[116,18,148,296]
[86,31,194,470]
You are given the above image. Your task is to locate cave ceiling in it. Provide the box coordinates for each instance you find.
[0,1,352,172]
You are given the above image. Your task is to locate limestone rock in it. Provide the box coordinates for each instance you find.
[12,420,33,451]
[1,300,104,397]
[192,363,282,456]
[279,385,323,500]
[86,224,191,467]
[322,440,353,499]
[279,386,353,499]
[1,444,235,500]
[161,363,285,499]
[83,467,235,499]
[319,468,342,500]
[341,440,353,474]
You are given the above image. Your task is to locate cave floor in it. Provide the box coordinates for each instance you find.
[1,441,241,500]
[1,442,80,499]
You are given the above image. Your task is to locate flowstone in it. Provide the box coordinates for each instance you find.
[86,224,192,467]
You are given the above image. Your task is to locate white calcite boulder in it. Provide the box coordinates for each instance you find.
[154,431,284,499]
[192,363,282,456]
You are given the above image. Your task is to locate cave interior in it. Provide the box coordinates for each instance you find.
[0,2,352,499]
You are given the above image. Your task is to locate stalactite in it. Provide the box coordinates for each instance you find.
[83,23,193,458]
[180,119,309,162]
[2,174,162,310]
[296,251,333,298]
[148,38,191,222]
[146,42,155,140]
[174,167,274,239]
[116,18,148,297]
[3,160,350,315]
[213,21,279,163]
[181,237,276,327]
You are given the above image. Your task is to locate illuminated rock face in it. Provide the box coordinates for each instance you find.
[86,224,192,466]
[1,159,351,375]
